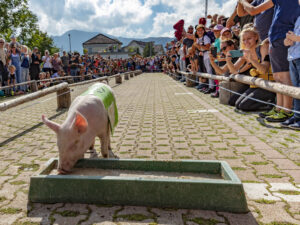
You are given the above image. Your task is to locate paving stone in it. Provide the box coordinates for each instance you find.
[272,158,300,170]
[243,183,280,201]
[151,208,186,225]
[218,212,258,225]
[283,170,300,184]
[253,202,300,224]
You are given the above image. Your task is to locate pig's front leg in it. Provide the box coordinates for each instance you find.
[100,135,109,158]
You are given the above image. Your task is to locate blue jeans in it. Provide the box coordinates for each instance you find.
[289,58,300,118]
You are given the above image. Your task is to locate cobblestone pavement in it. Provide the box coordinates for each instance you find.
[0,73,299,225]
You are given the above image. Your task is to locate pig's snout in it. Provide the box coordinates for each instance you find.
[58,161,73,175]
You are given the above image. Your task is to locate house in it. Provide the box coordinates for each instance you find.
[123,40,149,55]
[82,34,129,59]
[154,44,164,55]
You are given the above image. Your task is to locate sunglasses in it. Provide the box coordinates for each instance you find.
[0,42,4,44]
[221,46,227,51]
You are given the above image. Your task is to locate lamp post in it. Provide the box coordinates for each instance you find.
[68,33,72,53]
[205,0,208,18]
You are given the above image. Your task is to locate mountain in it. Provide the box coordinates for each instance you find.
[51,30,173,54]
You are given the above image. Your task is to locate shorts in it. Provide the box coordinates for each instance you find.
[269,38,289,73]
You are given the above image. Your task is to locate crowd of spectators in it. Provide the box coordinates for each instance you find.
[163,0,300,130]
[0,36,163,96]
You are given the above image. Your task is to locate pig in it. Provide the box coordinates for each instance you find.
[42,83,117,174]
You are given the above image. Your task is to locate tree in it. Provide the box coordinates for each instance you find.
[143,42,155,57]
[0,0,58,53]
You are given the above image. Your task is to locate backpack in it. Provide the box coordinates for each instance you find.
[206,31,216,43]
[21,56,30,68]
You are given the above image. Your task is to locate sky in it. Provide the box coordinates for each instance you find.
[28,0,237,38]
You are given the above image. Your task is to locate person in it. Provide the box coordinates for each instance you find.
[281,13,300,129]
[226,26,276,111]
[8,44,22,92]
[193,24,214,94]
[7,65,16,96]
[238,0,274,41]
[20,45,30,92]
[30,47,41,80]
[238,0,300,122]
[52,53,62,73]
[213,24,224,52]
[61,51,69,75]
[0,38,8,87]
[42,50,52,73]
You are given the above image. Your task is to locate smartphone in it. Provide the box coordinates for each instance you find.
[229,50,243,58]
[210,47,217,58]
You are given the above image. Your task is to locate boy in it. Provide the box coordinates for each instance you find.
[7,65,16,96]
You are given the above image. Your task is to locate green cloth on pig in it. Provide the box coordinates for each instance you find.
[81,83,118,134]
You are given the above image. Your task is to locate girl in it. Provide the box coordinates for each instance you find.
[226,25,275,111]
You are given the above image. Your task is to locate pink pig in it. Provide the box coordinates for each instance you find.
[42,85,115,174]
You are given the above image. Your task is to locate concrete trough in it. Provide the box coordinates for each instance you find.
[29,158,248,213]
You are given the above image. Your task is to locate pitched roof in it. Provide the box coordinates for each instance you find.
[127,40,150,47]
[83,34,122,45]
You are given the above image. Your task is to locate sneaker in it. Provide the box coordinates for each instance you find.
[289,120,300,130]
[266,110,294,123]
[200,87,208,93]
[259,107,277,118]
[280,116,299,128]
[210,91,219,98]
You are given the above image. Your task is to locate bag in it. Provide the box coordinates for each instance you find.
[21,57,30,68]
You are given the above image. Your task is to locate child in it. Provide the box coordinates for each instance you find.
[281,12,300,129]
[7,65,16,96]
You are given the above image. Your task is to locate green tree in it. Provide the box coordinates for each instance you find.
[0,0,58,53]
[143,42,155,57]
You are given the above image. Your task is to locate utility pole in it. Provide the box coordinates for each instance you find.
[68,33,72,53]
[205,0,208,18]
[149,42,152,57]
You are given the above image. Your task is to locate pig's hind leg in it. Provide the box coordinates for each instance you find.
[99,134,109,158]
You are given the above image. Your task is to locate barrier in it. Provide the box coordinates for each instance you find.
[177,71,300,100]
[0,70,142,112]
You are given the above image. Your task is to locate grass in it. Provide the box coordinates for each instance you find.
[10,180,27,185]
[284,138,295,143]
[0,196,6,202]
[279,142,289,148]
[58,210,80,217]
[233,144,247,147]
[178,156,192,159]
[277,190,300,195]
[157,152,170,154]
[117,214,151,221]
[251,161,269,165]
[190,217,220,225]
[242,180,261,183]
[242,152,255,155]
[262,174,283,179]
[232,167,247,171]
[18,164,40,172]
[254,199,276,204]
[0,208,22,214]
[215,147,228,151]
[222,156,238,159]
[197,152,212,154]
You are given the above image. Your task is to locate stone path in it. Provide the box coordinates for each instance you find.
[0,73,299,224]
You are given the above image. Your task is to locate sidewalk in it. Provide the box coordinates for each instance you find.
[0,73,299,224]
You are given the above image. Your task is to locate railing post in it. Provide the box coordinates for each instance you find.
[30,81,38,92]
[125,72,129,80]
[130,72,134,78]
[57,87,71,109]
[186,72,196,87]
[115,74,122,84]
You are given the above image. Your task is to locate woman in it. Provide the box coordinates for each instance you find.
[42,50,52,73]
[193,24,214,93]
[20,45,30,92]
[225,25,275,111]
[52,53,62,74]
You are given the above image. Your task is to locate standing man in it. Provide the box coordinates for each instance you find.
[239,0,300,122]
[61,51,69,75]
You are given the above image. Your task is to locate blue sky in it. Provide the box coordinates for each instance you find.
[28,0,236,37]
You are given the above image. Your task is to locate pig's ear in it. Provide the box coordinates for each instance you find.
[73,112,88,134]
[42,115,60,133]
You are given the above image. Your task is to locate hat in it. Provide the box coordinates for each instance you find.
[213,24,224,31]
[221,27,231,36]
[196,24,205,30]
[188,25,194,29]
[10,35,16,39]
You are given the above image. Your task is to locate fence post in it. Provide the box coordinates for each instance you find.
[30,81,38,92]
[186,73,196,87]
[115,74,122,84]
[130,72,134,78]
[125,72,129,80]
[57,87,71,109]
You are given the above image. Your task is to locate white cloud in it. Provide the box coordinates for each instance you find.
[28,0,238,38]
